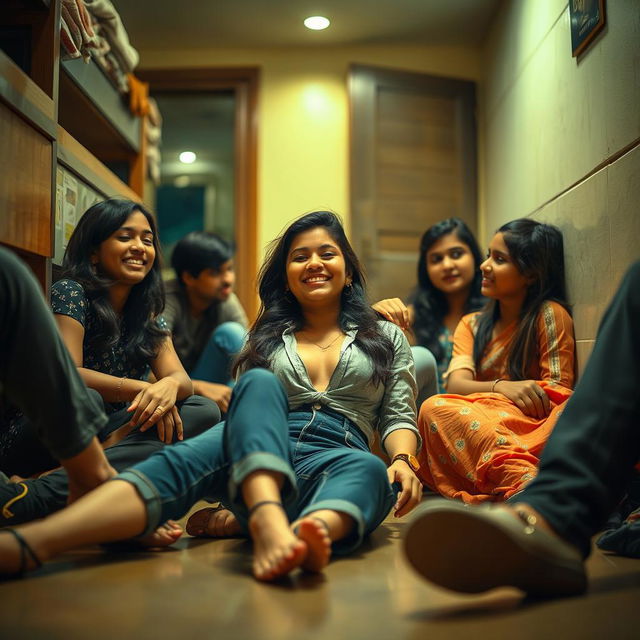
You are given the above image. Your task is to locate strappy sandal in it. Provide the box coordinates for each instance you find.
[1,528,42,579]
[186,504,241,538]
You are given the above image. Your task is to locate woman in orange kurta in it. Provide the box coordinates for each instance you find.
[417,219,575,503]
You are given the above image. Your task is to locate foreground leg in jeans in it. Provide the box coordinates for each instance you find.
[404,261,640,597]
[0,395,219,525]
[0,370,329,579]
[0,248,114,499]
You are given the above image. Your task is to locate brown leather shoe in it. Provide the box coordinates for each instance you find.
[403,499,587,597]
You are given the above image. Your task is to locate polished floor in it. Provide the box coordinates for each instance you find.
[0,501,638,640]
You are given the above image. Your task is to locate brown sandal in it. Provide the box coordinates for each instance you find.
[186,504,242,538]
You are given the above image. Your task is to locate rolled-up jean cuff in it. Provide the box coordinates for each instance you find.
[228,451,297,507]
[299,498,365,556]
[115,469,163,537]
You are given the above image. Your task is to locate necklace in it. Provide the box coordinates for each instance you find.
[301,331,344,351]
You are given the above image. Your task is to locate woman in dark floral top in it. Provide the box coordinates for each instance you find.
[0,199,219,478]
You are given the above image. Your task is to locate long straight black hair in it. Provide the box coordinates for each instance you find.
[234,210,394,386]
[473,218,569,380]
[62,198,167,367]
[412,218,485,361]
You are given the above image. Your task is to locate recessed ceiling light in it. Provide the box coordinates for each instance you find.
[304,16,330,31]
[179,151,196,164]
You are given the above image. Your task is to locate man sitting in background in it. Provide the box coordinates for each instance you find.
[163,231,248,412]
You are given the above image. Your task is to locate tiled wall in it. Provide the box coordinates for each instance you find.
[479,0,640,375]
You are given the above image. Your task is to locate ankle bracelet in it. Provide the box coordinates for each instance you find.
[247,500,283,519]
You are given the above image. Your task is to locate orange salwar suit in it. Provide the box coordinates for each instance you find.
[417,300,575,503]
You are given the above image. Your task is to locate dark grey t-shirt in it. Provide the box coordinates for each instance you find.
[162,279,248,371]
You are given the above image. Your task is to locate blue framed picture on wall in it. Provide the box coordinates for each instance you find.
[570,0,606,57]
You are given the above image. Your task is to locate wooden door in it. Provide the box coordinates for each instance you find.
[349,65,477,303]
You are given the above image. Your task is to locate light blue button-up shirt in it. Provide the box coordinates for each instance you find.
[268,320,420,452]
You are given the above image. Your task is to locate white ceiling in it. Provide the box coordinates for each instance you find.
[115,0,500,51]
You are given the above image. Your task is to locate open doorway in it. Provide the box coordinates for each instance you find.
[139,67,259,319]
[152,91,235,264]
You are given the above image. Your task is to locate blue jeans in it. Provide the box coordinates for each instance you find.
[189,322,246,385]
[119,368,395,554]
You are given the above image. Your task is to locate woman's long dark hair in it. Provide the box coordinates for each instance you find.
[473,218,569,380]
[62,198,166,367]
[412,218,484,361]
[234,210,394,386]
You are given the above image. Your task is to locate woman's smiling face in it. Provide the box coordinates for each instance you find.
[286,226,350,308]
[92,210,156,286]
[480,232,530,301]
[425,231,476,297]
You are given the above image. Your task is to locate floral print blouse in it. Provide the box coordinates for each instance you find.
[51,279,168,413]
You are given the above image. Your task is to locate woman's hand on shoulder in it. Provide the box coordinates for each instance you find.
[128,377,183,443]
[387,460,423,517]
[372,298,411,331]
[494,379,550,419]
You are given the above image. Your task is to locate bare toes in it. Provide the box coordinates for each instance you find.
[254,540,307,581]
[140,521,182,548]
[295,519,332,572]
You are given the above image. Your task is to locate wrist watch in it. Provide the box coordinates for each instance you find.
[391,453,420,472]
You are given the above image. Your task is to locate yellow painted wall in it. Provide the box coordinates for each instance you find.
[479,0,640,371]
[140,45,481,260]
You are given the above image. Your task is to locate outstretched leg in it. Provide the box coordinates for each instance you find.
[0,479,149,575]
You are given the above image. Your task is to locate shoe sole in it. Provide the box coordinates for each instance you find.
[403,503,586,597]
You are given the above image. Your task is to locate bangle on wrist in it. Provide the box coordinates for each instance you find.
[116,376,127,403]
[491,378,503,393]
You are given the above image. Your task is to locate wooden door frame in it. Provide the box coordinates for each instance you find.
[137,67,259,320]
[349,64,477,271]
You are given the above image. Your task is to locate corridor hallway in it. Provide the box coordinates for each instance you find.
[1,501,638,639]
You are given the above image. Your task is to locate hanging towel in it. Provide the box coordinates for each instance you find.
[60,0,98,62]
[84,0,139,72]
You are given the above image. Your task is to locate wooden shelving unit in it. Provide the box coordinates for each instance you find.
[0,0,145,289]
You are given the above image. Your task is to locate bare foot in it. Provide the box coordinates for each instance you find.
[293,518,332,573]
[186,506,242,538]
[138,520,183,548]
[249,503,307,581]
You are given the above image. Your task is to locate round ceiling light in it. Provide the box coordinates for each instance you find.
[179,151,196,164]
[304,16,330,31]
